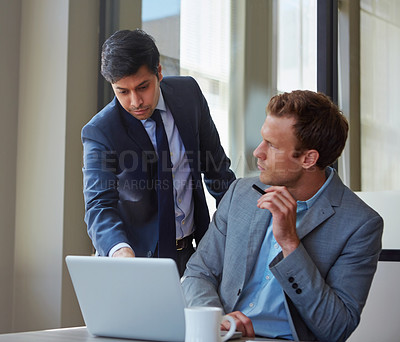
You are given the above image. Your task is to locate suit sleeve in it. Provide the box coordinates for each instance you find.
[182,179,240,309]
[81,123,130,256]
[270,214,383,342]
[192,79,236,205]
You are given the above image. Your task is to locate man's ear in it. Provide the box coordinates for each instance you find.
[302,149,319,170]
[157,64,163,82]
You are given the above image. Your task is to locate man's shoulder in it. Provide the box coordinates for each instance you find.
[234,176,263,189]
[341,186,382,219]
[162,75,197,86]
[161,76,200,93]
[83,98,120,130]
[228,177,265,199]
[324,173,382,221]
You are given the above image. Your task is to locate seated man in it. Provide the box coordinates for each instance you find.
[182,90,383,342]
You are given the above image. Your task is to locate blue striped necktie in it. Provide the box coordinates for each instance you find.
[151,109,177,261]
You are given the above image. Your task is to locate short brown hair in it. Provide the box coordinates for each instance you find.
[266,90,349,169]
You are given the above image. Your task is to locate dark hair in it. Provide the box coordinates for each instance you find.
[101,29,160,83]
[266,90,349,169]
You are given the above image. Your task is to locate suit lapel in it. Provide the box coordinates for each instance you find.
[296,195,335,240]
[160,82,198,160]
[271,171,344,263]
[226,204,270,312]
[126,119,155,155]
[245,206,272,279]
[297,171,344,239]
[116,98,155,154]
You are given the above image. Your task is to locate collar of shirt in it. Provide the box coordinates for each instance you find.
[141,89,167,125]
[139,90,167,151]
[296,166,335,213]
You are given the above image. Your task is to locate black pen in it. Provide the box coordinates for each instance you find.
[252,184,266,196]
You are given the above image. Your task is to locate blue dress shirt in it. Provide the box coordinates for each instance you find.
[234,167,334,339]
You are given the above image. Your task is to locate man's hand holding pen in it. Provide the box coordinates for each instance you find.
[253,184,300,257]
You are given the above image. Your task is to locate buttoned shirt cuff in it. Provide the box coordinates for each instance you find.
[108,243,134,257]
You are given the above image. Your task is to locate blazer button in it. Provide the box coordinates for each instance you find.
[292,283,298,289]
[147,251,153,258]
[296,288,302,294]
[288,277,295,283]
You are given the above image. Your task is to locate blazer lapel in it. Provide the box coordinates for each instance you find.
[160,82,198,162]
[245,207,271,279]
[271,171,344,264]
[226,204,271,312]
[297,171,344,239]
[117,98,155,155]
[296,196,335,240]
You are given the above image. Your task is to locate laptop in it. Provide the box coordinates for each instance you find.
[65,255,186,342]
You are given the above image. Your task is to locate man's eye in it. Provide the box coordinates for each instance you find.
[138,85,148,91]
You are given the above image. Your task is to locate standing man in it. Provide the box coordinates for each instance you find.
[182,90,383,341]
[82,29,235,276]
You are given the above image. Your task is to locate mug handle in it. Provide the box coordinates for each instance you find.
[221,315,236,342]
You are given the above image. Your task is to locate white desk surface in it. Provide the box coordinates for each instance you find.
[0,326,289,342]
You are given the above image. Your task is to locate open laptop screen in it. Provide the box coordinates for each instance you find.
[66,256,186,342]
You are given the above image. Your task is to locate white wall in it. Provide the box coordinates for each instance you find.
[0,0,98,333]
[12,0,70,331]
[0,0,144,333]
[355,191,400,250]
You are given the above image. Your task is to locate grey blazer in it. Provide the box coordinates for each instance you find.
[182,172,383,342]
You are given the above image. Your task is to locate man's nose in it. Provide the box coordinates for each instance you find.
[130,92,143,108]
[253,142,265,159]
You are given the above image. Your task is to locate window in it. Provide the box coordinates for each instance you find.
[277,0,317,92]
[142,0,181,76]
[143,0,231,214]
[142,0,230,152]
[360,0,400,190]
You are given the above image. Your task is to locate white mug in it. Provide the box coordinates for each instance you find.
[184,306,236,342]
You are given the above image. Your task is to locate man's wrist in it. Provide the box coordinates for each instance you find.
[112,247,135,257]
[109,243,134,257]
[281,239,300,258]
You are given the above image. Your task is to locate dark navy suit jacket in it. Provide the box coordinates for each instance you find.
[82,76,235,257]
